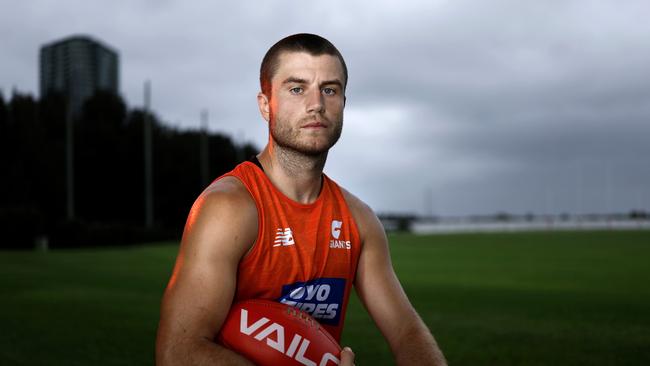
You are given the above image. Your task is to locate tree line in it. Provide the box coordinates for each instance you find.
[0,90,258,249]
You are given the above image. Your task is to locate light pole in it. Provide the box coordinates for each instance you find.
[143,80,153,228]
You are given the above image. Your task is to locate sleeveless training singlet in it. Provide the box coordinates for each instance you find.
[220,160,361,341]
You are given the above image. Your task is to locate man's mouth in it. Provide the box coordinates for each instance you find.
[301,121,327,128]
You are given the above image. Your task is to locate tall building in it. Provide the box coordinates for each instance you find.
[40,35,119,116]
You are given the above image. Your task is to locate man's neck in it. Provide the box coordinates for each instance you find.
[257,143,327,204]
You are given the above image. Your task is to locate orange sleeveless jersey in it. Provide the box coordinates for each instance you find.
[220,161,361,341]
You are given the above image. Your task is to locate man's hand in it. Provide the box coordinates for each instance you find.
[340,347,355,366]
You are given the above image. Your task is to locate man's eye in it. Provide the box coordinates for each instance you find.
[290,87,303,94]
[322,88,336,95]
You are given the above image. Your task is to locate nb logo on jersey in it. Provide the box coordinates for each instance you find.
[274,228,295,247]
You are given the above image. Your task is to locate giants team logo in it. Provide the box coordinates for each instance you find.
[329,220,351,250]
[278,278,346,326]
[331,220,342,239]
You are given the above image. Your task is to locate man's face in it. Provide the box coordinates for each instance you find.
[261,51,346,156]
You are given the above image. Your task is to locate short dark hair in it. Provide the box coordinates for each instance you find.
[260,33,348,98]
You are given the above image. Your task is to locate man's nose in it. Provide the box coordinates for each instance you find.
[306,89,324,113]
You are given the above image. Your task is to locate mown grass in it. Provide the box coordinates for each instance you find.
[1,230,649,365]
[343,231,650,365]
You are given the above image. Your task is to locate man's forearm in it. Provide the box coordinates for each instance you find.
[392,318,447,366]
[156,337,254,366]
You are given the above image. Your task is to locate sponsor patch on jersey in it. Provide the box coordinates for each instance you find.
[278,278,346,326]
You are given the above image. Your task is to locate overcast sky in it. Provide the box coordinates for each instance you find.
[2,0,649,216]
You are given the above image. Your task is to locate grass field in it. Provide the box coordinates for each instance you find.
[1,230,649,365]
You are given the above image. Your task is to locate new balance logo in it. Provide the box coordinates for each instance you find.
[274,228,295,247]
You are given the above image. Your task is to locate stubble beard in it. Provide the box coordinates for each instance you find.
[269,112,343,158]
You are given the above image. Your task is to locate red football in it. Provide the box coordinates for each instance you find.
[218,299,341,366]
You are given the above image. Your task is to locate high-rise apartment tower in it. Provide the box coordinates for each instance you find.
[40,35,119,116]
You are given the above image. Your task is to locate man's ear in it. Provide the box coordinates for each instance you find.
[257,92,270,122]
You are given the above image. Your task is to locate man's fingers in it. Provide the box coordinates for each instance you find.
[340,346,355,366]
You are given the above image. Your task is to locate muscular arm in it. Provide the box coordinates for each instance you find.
[156,177,257,366]
[345,191,447,366]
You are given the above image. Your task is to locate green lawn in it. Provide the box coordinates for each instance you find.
[1,230,649,365]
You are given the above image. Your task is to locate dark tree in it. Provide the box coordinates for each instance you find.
[36,92,67,222]
[0,88,258,248]
[1,92,45,247]
[75,91,128,223]
[0,91,7,135]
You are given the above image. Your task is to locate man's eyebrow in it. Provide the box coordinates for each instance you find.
[282,77,308,85]
[281,77,343,88]
[320,79,343,88]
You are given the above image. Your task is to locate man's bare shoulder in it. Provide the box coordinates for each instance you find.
[338,186,384,241]
[339,186,373,218]
[203,175,251,199]
[194,176,256,216]
[182,176,258,258]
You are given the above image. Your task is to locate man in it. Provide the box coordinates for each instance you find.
[156,33,447,366]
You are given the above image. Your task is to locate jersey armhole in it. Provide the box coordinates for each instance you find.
[333,182,363,250]
[329,180,364,272]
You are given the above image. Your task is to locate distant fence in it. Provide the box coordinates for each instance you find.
[411,218,650,234]
[378,212,650,234]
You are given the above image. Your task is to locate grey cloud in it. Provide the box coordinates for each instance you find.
[2,0,649,215]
